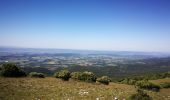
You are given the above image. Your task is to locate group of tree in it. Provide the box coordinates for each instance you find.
[0,63,111,85]
[1,63,170,86]
[54,70,111,85]
[118,72,170,91]
[0,63,45,78]
[119,78,160,92]
[1,63,170,99]
[0,63,26,77]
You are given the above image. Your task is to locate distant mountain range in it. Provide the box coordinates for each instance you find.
[0,46,170,57]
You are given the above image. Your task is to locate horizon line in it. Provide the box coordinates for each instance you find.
[0,45,170,54]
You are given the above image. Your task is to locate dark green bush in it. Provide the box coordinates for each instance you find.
[54,70,70,81]
[160,82,170,88]
[128,89,152,100]
[29,72,45,78]
[0,63,26,77]
[70,72,82,80]
[135,80,160,92]
[96,76,111,85]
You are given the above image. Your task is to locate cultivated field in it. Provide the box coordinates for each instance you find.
[0,77,170,100]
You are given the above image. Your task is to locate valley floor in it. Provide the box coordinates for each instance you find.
[0,77,170,100]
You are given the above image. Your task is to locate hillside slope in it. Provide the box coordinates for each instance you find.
[0,77,170,100]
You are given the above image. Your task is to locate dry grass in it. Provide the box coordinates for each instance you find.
[148,78,170,100]
[0,77,135,100]
[150,78,170,84]
[0,77,170,100]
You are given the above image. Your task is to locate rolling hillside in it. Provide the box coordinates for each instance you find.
[0,77,170,100]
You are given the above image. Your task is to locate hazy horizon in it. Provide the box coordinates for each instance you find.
[1,0,170,52]
[1,46,170,54]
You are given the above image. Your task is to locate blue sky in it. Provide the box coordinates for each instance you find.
[0,0,170,52]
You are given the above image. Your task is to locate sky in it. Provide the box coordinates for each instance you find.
[0,0,170,52]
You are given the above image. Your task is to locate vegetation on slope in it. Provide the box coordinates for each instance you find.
[128,89,152,100]
[0,63,26,77]
[29,72,45,78]
[135,80,160,92]
[0,77,170,100]
[0,77,136,100]
[96,76,111,85]
[0,63,170,99]
[54,70,71,81]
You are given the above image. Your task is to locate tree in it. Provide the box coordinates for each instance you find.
[0,63,26,77]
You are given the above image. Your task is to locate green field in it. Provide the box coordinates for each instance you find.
[0,77,170,100]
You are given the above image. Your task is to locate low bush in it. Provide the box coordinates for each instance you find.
[54,72,59,78]
[160,82,170,88]
[70,72,82,80]
[135,80,160,92]
[70,71,97,82]
[81,71,97,82]
[0,63,26,77]
[128,89,152,100]
[54,70,70,81]
[120,78,137,85]
[96,76,111,85]
[29,72,45,78]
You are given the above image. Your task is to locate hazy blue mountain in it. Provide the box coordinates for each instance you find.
[0,46,169,57]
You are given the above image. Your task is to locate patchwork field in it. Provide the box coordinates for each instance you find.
[0,77,170,100]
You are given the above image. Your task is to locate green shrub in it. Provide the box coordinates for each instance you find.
[54,72,59,78]
[128,89,152,100]
[120,78,137,85]
[160,82,170,88]
[29,72,45,78]
[54,70,70,81]
[81,71,97,82]
[128,79,137,85]
[70,71,96,82]
[0,63,26,77]
[96,76,111,85]
[135,80,160,92]
[70,72,82,80]
[55,70,97,82]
